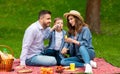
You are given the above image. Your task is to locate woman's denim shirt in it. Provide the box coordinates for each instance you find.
[64,26,94,56]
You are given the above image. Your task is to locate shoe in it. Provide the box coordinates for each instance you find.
[90,60,97,68]
[84,64,93,74]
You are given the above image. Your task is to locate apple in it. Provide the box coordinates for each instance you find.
[55,66,64,73]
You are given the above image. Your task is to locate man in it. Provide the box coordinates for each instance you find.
[20,10,57,67]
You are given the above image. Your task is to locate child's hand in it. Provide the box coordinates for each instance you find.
[52,25,57,30]
[61,48,69,54]
[51,24,59,31]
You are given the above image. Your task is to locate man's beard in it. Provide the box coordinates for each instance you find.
[43,22,50,29]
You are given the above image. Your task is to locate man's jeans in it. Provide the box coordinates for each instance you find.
[26,54,57,66]
[61,46,95,67]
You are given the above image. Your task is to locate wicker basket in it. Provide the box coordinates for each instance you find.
[0,45,14,72]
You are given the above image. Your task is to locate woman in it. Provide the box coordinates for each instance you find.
[61,10,97,73]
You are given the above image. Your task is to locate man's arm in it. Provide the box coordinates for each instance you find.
[20,28,35,66]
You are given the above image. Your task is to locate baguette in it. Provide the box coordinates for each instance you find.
[17,69,32,73]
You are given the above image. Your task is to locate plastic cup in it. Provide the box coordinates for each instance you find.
[70,63,75,71]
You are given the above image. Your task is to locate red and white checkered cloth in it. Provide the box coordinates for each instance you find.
[0,58,120,74]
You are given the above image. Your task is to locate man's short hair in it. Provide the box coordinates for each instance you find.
[38,10,51,19]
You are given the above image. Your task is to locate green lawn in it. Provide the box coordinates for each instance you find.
[0,0,120,67]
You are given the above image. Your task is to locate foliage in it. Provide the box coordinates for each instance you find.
[0,0,120,67]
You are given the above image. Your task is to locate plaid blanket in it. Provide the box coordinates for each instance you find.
[0,58,120,74]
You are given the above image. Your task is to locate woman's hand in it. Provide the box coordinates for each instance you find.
[65,37,80,46]
[61,47,69,54]
[65,38,73,43]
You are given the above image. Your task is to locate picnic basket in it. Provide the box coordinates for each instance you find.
[0,45,14,72]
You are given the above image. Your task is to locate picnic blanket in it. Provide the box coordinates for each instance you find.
[0,58,120,74]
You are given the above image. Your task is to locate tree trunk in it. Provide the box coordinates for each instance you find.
[85,0,101,34]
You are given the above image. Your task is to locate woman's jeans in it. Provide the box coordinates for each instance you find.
[41,49,62,65]
[26,54,57,66]
[61,46,95,67]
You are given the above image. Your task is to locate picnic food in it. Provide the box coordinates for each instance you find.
[55,66,64,73]
[15,65,26,70]
[40,67,53,74]
[0,50,14,60]
[0,45,14,71]
[64,66,70,70]
[17,69,32,73]
[64,35,68,39]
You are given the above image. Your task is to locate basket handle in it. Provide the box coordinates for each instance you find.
[0,45,14,56]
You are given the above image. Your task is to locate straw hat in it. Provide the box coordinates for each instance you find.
[64,10,84,21]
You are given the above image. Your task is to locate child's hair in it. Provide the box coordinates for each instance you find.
[54,17,63,23]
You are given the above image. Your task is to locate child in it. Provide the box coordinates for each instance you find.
[42,17,66,65]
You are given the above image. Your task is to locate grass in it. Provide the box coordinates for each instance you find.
[0,0,120,67]
[93,20,120,67]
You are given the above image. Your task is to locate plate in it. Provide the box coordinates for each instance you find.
[63,66,70,69]
[64,68,79,71]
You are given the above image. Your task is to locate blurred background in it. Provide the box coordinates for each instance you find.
[0,0,120,67]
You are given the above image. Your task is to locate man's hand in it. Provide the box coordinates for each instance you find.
[61,47,69,54]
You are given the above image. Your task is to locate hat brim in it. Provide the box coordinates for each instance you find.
[64,13,84,21]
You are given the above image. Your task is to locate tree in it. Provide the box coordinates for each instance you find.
[85,0,101,34]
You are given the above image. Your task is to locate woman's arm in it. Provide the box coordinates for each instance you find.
[72,39,80,46]
[65,38,80,46]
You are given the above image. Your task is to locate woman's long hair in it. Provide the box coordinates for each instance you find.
[67,15,88,36]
